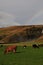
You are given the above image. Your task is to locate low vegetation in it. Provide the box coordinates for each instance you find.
[0,25,43,43]
[0,44,43,65]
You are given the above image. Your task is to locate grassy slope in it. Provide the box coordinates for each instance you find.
[0,46,43,65]
[0,25,43,43]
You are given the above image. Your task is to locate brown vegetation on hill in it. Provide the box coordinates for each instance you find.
[0,25,43,43]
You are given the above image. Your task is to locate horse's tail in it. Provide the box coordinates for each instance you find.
[4,49,7,54]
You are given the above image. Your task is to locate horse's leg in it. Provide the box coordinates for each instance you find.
[4,49,8,54]
[13,49,16,53]
[4,50,7,54]
[13,47,17,53]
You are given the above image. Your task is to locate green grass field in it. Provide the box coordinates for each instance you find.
[0,45,43,65]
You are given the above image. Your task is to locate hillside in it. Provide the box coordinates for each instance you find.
[0,25,43,43]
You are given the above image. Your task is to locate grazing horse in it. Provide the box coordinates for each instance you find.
[23,45,27,48]
[32,44,39,48]
[4,45,17,54]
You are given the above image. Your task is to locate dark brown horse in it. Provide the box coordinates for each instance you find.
[4,45,17,54]
[32,44,39,48]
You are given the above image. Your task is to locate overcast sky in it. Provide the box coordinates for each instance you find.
[0,0,43,27]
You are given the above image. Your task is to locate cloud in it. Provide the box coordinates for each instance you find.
[0,11,20,27]
[25,10,43,25]
[0,0,43,26]
[0,0,38,25]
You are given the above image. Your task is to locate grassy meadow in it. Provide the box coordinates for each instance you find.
[0,42,43,65]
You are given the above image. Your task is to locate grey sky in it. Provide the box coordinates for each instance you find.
[0,0,43,27]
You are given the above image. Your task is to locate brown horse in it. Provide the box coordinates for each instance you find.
[32,44,39,48]
[4,45,17,54]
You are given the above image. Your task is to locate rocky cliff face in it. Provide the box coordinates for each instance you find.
[0,25,43,43]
